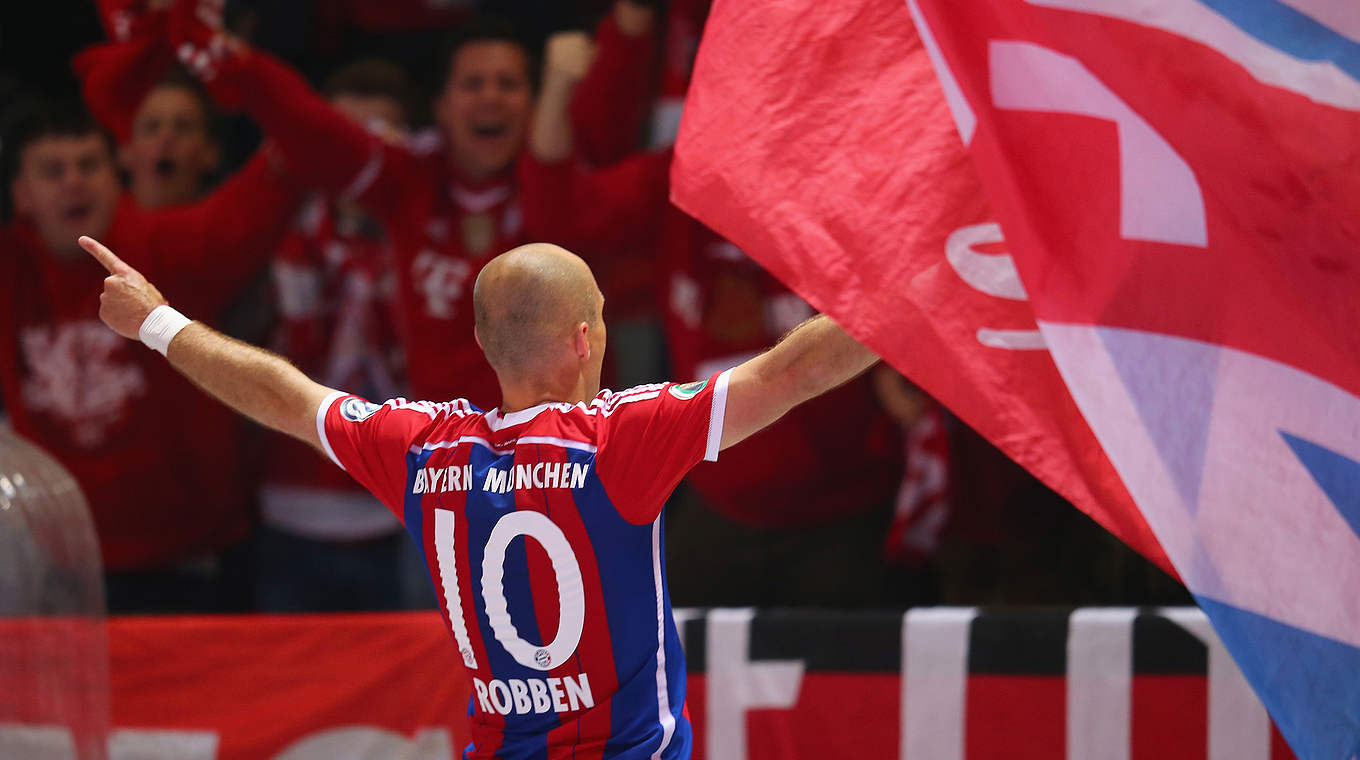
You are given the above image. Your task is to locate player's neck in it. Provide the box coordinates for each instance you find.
[498,376,595,415]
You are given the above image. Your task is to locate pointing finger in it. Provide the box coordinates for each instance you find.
[79,235,133,276]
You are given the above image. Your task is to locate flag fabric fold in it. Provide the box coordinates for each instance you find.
[669,0,1171,575]
[671,0,1360,757]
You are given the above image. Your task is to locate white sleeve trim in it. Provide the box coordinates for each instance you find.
[315,390,348,470]
[704,369,733,462]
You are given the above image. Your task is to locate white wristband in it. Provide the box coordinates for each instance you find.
[138,305,193,356]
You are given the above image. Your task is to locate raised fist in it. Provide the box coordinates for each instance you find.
[543,31,597,89]
[169,0,232,81]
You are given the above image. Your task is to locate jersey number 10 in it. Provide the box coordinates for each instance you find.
[434,508,587,672]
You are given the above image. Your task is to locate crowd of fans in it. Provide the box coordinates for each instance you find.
[0,0,1189,615]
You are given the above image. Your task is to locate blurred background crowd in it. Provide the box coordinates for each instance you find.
[0,0,1189,615]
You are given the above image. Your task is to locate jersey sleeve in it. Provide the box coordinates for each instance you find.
[316,391,434,518]
[593,369,733,524]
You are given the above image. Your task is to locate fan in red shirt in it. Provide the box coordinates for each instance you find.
[110,69,222,209]
[76,0,221,212]
[48,2,300,610]
[0,100,301,610]
[256,59,422,611]
[171,0,669,409]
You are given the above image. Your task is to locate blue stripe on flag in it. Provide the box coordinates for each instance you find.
[1194,594,1360,760]
[1195,0,1360,82]
[1281,431,1360,542]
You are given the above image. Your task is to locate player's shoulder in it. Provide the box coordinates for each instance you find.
[591,377,723,414]
[336,395,483,428]
[588,382,673,415]
[585,382,704,444]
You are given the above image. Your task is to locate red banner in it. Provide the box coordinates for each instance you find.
[109,613,469,758]
[2,609,1299,759]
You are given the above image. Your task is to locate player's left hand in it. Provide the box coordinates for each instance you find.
[79,236,167,341]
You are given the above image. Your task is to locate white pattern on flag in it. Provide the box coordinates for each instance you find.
[906,0,977,144]
[1024,0,1360,109]
[1040,322,1360,649]
[989,40,1208,247]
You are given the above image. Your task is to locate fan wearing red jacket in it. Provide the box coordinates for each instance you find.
[76,0,219,211]
[256,59,421,611]
[0,101,301,611]
[171,1,668,409]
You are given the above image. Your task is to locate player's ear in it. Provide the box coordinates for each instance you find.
[474,327,485,352]
[574,321,590,359]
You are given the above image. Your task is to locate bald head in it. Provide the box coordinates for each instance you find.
[473,243,603,379]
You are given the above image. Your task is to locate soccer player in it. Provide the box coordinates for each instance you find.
[81,235,877,759]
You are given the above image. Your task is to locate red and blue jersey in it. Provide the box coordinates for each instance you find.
[317,371,732,759]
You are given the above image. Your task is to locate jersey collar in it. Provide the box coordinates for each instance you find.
[486,402,559,431]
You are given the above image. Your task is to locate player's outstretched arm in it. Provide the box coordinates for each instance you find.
[719,314,879,450]
[80,236,334,451]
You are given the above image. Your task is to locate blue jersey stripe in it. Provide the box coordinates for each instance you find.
[403,448,434,568]
[570,475,690,759]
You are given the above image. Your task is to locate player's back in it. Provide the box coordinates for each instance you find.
[319,374,731,759]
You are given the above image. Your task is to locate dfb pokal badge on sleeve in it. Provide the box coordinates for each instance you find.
[340,397,382,422]
[668,380,708,400]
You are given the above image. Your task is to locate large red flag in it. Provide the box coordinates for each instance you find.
[670,0,1170,571]
[672,0,1360,756]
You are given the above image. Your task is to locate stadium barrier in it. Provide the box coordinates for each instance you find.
[1,608,1298,759]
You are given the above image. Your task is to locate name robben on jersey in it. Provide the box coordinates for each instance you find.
[472,673,595,716]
